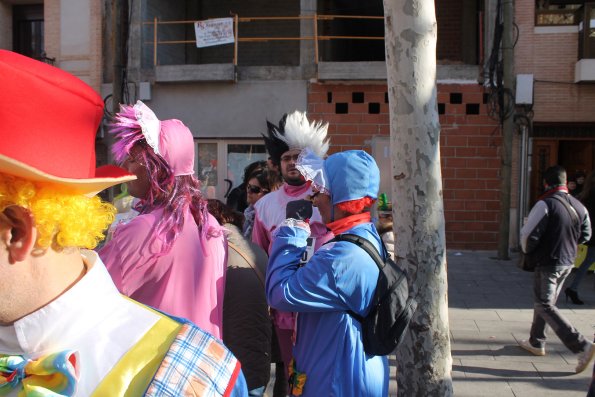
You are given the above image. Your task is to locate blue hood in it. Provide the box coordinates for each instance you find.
[324,150,380,205]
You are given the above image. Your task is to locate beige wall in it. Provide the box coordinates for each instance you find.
[44,0,102,92]
[0,1,11,50]
[515,0,595,122]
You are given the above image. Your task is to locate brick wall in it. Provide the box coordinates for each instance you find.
[308,83,390,153]
[88,0,102,91]
[515,0,595,122]
[308,82,501,250]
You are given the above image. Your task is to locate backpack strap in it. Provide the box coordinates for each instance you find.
[227,241,266,288]
[331,233,386,269]
[549,194,579,227]
[329,233,386,323]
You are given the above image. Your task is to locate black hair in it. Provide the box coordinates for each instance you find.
[206,199,244,229]
[242,160,267,185]
[543,165,567,187]
[248,169,283,192]
[578,170,595,202]
[262,114,289,166]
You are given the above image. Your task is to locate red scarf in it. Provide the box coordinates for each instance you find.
[537,185,568,201]
[283,182,311,197]
[326,213,371,235]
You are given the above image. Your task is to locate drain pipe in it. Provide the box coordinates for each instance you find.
[518,124,531,245]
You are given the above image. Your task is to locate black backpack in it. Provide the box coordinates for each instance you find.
[330,233,417,356]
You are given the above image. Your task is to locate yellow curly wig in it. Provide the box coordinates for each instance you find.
[0,174,116,250]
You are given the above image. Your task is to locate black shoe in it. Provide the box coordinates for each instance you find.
[565,288,584,305]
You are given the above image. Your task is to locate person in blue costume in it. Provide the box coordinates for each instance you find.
[266,148,389,396]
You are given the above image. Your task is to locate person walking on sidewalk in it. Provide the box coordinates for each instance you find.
[519,165,595,373]
[565,169,595,304]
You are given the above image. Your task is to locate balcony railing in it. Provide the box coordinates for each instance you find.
[35,52,56,65]
[143,14,385,67]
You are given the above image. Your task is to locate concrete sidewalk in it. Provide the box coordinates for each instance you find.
[447,250,594,397]
[264,250,595,396]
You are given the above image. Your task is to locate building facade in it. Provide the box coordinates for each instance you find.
[0,0,103,90]
[112,0,503,250]
[515,1,595,212]
[10,1,584,251]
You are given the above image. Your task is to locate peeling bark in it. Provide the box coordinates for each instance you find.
[383,0,453,396]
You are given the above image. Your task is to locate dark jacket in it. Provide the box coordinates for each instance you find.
[521,192,591,269]
[581,195,595,247]
[226,185,248,213]
[222,224,271,390]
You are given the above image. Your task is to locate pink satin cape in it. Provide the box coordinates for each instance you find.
[99,208,226,339]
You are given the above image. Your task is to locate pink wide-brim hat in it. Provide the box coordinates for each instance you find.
[114,101,195,177]
[0,50,135,194]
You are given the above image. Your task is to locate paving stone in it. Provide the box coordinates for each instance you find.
[453,380,516,397]
[449,308,501,321]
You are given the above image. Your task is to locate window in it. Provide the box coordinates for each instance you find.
[578,3,595,58]
[142,0,300,68]
[13,4,44,60]
[316,0,385,62]
[535,1,584,26]
[195,140,267,201]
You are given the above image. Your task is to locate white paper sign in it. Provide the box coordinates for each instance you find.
[194,18,235,48]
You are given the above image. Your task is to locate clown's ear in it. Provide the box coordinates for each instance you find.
[1,205,36,263]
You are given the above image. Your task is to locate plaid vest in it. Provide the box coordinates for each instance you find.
[145,320,242,396]
[91,305,242,397]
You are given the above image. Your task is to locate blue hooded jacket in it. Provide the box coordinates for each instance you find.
[266,150,389,397]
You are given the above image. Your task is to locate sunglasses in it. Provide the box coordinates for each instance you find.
[247,184,267,194]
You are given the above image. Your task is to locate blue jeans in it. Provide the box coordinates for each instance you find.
[529,267,589,353]
[568,245,595,291]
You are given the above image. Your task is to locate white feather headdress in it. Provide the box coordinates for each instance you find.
[274,111,330,158]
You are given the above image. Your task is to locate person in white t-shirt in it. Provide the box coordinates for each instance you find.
[252,111,334,396]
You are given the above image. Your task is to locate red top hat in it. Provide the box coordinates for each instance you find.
[0,50,135,194]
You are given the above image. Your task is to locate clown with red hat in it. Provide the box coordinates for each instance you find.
[0,50,247,396]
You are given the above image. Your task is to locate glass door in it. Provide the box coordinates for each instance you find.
[195,139,267,201]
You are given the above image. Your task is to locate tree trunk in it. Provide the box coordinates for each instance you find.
[382,0,453,395]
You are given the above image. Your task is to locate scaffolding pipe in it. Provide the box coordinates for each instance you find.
[153,17,157,66]
[234,14,239,66]
[144,14,385,66]
[314,13,319,64]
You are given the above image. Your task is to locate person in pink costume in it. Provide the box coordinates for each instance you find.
[99,101,226,339]
[252,111,333,396]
